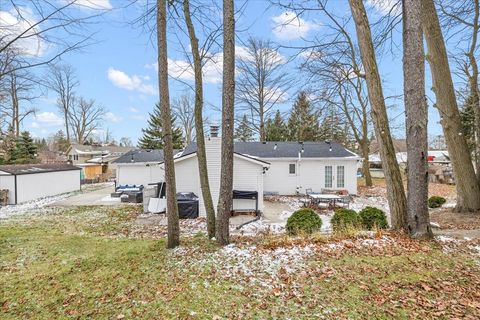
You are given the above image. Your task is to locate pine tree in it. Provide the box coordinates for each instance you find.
[53,130,70,153]
[318,109,351,145]
[10,131,37,164]
[460,95,477,156]
[235,114,254,141]
[265,110,288,141]
[287,91,320,141]
[138,103,184,149]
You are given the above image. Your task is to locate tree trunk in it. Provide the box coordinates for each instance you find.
[422,0,480,212]
[403,0,432,239]
[10,73,19,137]
[468,0,480,184]
[348,0,408,230]
[157,0,180,248]
[216,0,235,245]
[361,142,373,187]
[183,0,216,239]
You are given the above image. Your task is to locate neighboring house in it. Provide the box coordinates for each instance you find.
[0,163,81,205]
[114,138,359,215]
[369,150,451,179]
[66,144,133,180]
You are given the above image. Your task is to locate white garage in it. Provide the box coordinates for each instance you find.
[0,164,81,205]
[114,149,166,187]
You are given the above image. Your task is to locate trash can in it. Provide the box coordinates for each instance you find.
[177,192,199,219]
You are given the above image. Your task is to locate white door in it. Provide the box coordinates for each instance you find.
[325,165,345,189]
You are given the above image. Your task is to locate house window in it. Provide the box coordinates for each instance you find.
[289,163,296,175]
[73,155,78,161]
[325,166,332,188]
[337,166,345,188]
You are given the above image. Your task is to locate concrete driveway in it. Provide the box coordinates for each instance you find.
[52,184,123,207]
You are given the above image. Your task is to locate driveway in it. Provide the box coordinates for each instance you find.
[51,184,123,207]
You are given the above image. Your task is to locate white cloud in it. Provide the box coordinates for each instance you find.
[148,45,284,85]
[107,68,156,95]
[0,7,45,56]
[128,107,139,113]
[35,112,64,127]
[29,122,40,129]
[236,45,286,65]
[366,0,401,16]
[105,112,122,123]
[271,11,320,41]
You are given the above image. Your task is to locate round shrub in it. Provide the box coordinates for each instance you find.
[286,208,322,235]
[428,196,446,208]
[359,206,388,230]
[331,209,361,231]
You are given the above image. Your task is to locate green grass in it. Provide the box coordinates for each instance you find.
[1,206,479,319]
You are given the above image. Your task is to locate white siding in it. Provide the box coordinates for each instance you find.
[0,174,15,205]
[264,158,358,195]
[116,163,164,186]
[175,137,265,216]
[15,170,81,204]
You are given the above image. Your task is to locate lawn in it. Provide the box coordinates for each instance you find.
[1,206,480,319]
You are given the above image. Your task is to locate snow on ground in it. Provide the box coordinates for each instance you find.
[0,193,70,220]
[0,182,114,220]
[172,235,394,295]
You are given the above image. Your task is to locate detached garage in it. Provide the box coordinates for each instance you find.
[0,164,81,205]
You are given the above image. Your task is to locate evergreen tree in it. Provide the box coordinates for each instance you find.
[53,130,70,153]
[235,114,254,141]
[287,91,320,141]
[460,95,476,156]
[265,110,288,141]
[10,131,37,164]
[138,103,184,149]
[318,109,352,146]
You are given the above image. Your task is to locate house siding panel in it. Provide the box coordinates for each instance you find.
[0,175,16,205]
[264,159,357,195]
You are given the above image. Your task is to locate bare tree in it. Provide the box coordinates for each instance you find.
[172,93,196,145]
[182,0,217,239]
[438,0,480,184]
[119,137,133,147]
[423,0,480,212]
[348,0,407,231]
[404,0,432,238]
[216,0,235,245]
[158,0,179,249]
[0,70,37,137]
[68,97,105,144]
[293,0,374,186]
[0,0,105,79]
[46,64,79,141]
[235,37,290,141]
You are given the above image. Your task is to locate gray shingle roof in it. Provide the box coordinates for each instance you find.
[0,163,81,175]
[181,141,357,159]
[234,141,357,158]
[113,149,166,164]
[115,141,357,164]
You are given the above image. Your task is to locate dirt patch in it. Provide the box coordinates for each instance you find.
[430,208,480,230]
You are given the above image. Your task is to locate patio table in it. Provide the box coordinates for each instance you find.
[308,194,342,208]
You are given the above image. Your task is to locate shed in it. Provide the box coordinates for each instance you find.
[0,164,81,204]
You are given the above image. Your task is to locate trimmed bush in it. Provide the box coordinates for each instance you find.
[331,209,361,231]
[286,208,322,235]
[428,196,446,208]
[359,206,388,230]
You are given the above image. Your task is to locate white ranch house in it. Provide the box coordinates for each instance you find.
[114,138,359,215]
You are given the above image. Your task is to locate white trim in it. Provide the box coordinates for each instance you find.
[261,156,360,161]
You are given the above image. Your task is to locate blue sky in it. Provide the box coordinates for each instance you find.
[4,0,447,144]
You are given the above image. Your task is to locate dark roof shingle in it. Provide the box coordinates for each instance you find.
[0,163,81,175]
